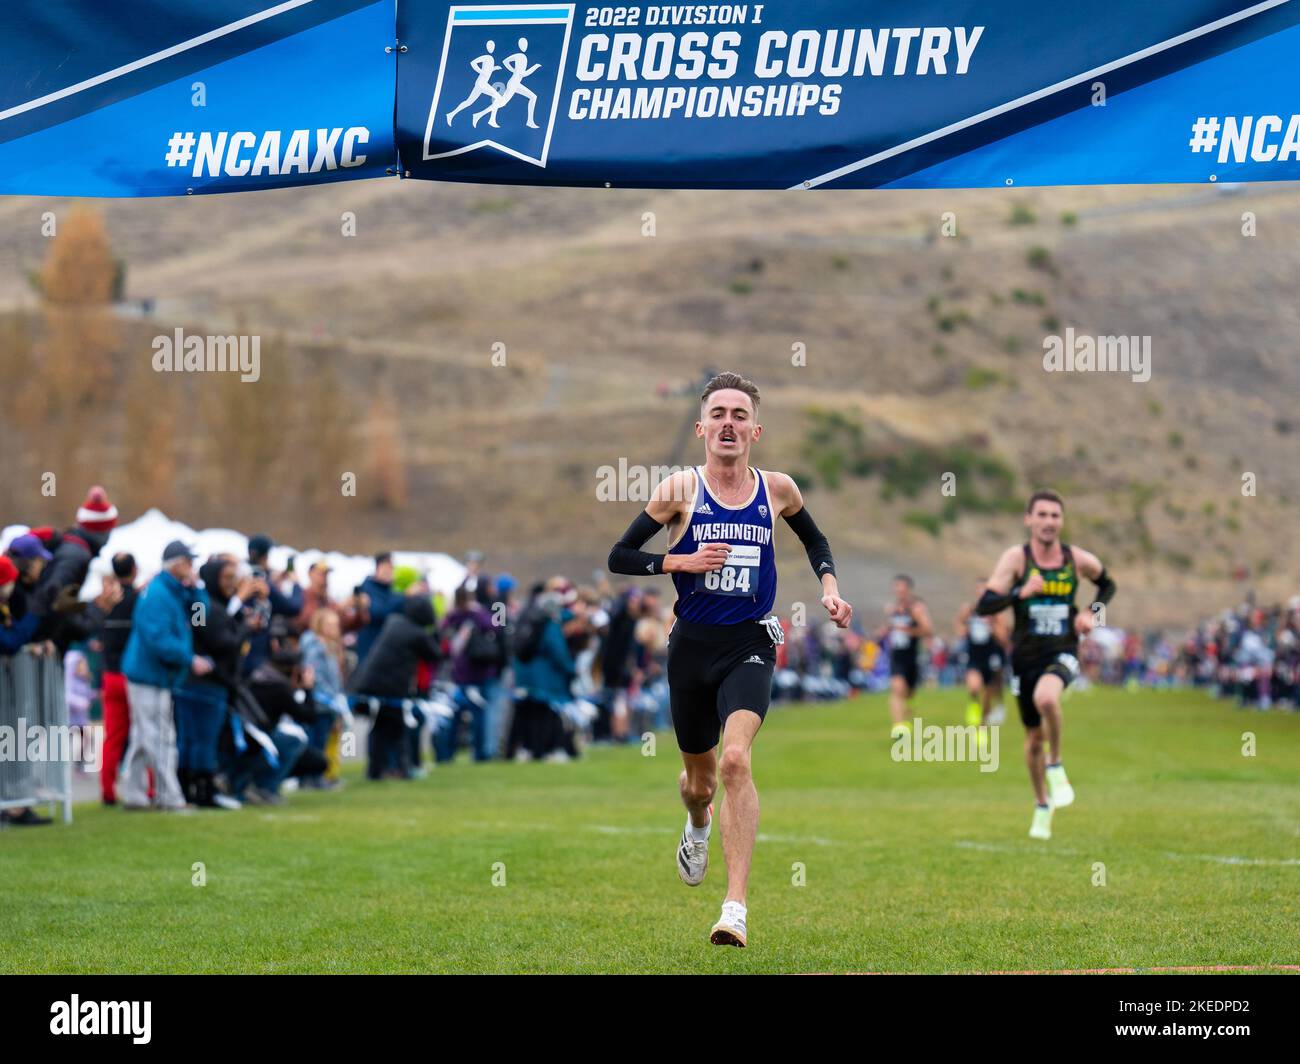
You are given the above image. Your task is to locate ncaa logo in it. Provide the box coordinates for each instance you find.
[758,505,768,519]
[423,4,575,167]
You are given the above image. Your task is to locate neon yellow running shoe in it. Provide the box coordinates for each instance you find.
[1045,763,1075,808]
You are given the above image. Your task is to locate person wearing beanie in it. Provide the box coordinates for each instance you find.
[32,485,122,651]
[76,485,119,534]
[25,526,62,551]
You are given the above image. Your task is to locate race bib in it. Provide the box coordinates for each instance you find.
[890,627,912,649]
[697,544,759,596]
[968,617,991,644]
[1029,602,1069,637]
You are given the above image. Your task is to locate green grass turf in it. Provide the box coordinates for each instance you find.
[1,686,1296,973]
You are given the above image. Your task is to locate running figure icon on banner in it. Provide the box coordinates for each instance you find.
[424,6,573,167]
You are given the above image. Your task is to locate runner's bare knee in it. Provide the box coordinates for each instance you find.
[718,744,750,787]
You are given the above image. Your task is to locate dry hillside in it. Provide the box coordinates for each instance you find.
[2,178,1298,628]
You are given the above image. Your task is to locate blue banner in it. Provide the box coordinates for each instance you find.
[0,0,396,196]
[1,2,1299,195]
[397,0,1300,189]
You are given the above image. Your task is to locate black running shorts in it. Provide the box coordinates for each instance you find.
[967,645,1004,684]
[890,654,919,696]
[1011,651,1080,727]
[666,616,776,755]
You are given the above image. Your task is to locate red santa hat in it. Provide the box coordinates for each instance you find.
[76,486,119,533]
[0,555,18,588]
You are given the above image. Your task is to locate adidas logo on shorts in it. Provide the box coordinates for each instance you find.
[745,654,765,664]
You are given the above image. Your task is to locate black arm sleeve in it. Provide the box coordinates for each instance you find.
[607,511,667,576]
[1092,568,1117,606]
[783,506,836,581]
[976,587,1018,615]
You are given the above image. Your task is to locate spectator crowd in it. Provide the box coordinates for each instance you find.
[4,486,1293,827]
[1,486,685,825]
[1086,596,1300,710]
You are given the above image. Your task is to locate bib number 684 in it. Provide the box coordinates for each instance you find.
[703,566,750,593]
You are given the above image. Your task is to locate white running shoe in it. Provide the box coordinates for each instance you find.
[1045,763,1075,808]
[1029,803,1053,840]
[677,810,711,886]
[710,901,748,947]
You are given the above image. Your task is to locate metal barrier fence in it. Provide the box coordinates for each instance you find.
[0,652,73,825]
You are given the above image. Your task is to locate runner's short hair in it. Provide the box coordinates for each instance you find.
[893,574,914,588]
[1026,489,1064,513]
[700,372,760,414]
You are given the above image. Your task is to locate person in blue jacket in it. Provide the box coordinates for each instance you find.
[0,556,40,655]
[507,589,578,761]
[354,552,406,664]
[119,540,212,810]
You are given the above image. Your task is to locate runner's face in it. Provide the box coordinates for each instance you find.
[697,388,758,460]
[1025,502,1063,545]
[892,579,911,604]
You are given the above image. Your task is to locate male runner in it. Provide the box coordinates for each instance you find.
[607,372,853,947]
[976,490,1116,840]
[878,575,931,740]
[956,579,1009,730]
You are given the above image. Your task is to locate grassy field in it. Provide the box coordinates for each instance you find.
[1,686,1297,974]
